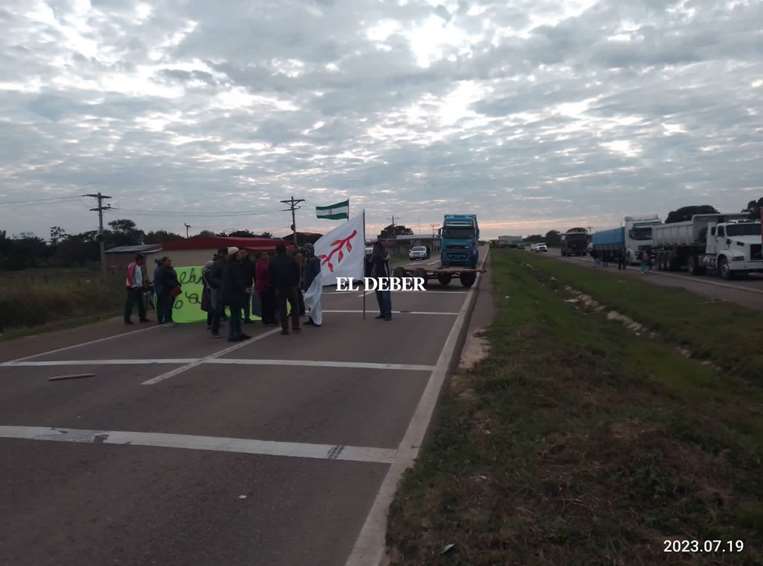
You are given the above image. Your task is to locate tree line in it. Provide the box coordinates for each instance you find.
[0,219,273,270]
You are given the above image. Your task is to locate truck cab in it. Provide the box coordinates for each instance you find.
[705,220,763,278]
[440,214,479,268]
[624,215,661,263]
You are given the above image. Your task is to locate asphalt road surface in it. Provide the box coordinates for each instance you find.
[546,248,763,311]
[0,249,486,566]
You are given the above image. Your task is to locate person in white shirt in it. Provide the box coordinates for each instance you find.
[124,254,149,324]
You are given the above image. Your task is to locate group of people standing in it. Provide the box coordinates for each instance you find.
[124,254,180,325]
[123,239,394,338]
[201,243,323,341]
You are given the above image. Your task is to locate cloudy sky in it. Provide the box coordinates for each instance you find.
[1,0,762,240]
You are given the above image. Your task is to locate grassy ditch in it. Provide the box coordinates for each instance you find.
[0,269,123,335]
[523,254,763,385]
[388,249,762,565]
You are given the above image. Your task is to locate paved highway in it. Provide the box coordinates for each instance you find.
[546,248,763,311]
[0,250,485,566]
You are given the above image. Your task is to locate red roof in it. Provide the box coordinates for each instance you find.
[162,236,294,252]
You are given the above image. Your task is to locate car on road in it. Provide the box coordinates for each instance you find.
[531,243,548,253]
[408,245,430,260]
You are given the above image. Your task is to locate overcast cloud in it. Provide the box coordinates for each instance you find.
[1,0,762,239]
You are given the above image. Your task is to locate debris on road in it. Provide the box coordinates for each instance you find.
[441,543,456,555]
[48,373,95,382]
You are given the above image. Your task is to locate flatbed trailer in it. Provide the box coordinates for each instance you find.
[393,263,486,288]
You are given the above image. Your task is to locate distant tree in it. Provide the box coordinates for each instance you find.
[1,233,48,270]
[744,197,763,220]
[107,218,144,246]
[379,224,414,239]
[197,230,217,238]
[56,232,99,266]
[228,230,256,237]
[144,230,183,244]
[49,226,67,245]
[545,230,562,247]
[257,231,273,239]
[665,205,719,224]
[523,234,545,243]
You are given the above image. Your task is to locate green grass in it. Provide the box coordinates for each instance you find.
[0,269,123,333]
[523,253,763,384]
[387,250,762,565]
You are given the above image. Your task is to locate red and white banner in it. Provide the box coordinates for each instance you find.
[314,213,365,287]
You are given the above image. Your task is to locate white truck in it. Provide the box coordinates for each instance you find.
[623,214,661,264]
[652,213,763,279]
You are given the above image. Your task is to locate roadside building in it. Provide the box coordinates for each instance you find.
[104,244,163,276]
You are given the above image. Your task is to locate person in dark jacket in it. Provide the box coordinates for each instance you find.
[222,247,251,342]
[154,256,180,325]
[269,243,301,335]
[203,252,226,336]
[370,241,392,320]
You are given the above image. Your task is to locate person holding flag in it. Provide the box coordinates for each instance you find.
[302,243,322,326]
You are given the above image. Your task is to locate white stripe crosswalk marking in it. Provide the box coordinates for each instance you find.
[0,426,396,464]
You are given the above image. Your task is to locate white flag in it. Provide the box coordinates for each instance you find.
[314,213,364,287]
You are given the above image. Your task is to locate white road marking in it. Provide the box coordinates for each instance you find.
[345,248,488,566]
[141,328,282,385]
[208,359,435,372]
[5,324,161,364]
[1,359,195,367]
[0,426,397,464]
[322,309,458,315]
[1,357,434,372]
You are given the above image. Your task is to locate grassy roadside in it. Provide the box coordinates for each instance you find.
[388,249,762,565]
[0,270,122,336]
[524,253,763,385]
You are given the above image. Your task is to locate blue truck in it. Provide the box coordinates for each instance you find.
[440,214,480,268]
[591,227,625,261]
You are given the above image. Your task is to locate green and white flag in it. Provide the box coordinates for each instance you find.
[316,199,349,220]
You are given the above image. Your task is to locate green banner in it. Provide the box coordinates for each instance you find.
[172,266,262,324]
[173,266,206,323]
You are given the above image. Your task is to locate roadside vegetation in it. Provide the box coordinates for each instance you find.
[388,249,762,565]
[0,269,122,337]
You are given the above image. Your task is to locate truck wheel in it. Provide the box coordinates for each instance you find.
[437,273,452,286]
[459,272,477,288]
[718,257,732,280]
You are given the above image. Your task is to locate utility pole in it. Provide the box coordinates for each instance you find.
[84,192,112,274]
[184,223,191,238]
[280,195,305,247]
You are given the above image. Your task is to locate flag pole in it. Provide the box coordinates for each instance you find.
[362,208,366,320]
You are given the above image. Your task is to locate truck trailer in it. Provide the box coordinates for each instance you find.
[591,227,624,261]
[591,215,661,263]
[653,213,763,279]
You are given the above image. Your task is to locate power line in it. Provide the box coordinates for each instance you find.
[0,196,82,207]
[107,207,279,218]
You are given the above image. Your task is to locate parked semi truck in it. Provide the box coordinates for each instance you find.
[591,215,661,263]
[497,235,523,248]
[560,227,589,256]
[653,213,763,279]
[441,214,480,268]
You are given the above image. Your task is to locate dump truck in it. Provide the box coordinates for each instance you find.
[653,213,763,279]
[560,228,589,256]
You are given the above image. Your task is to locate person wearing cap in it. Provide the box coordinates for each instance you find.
[269,243,301,335]
[124,254,149,324]
[222,247,251,342]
